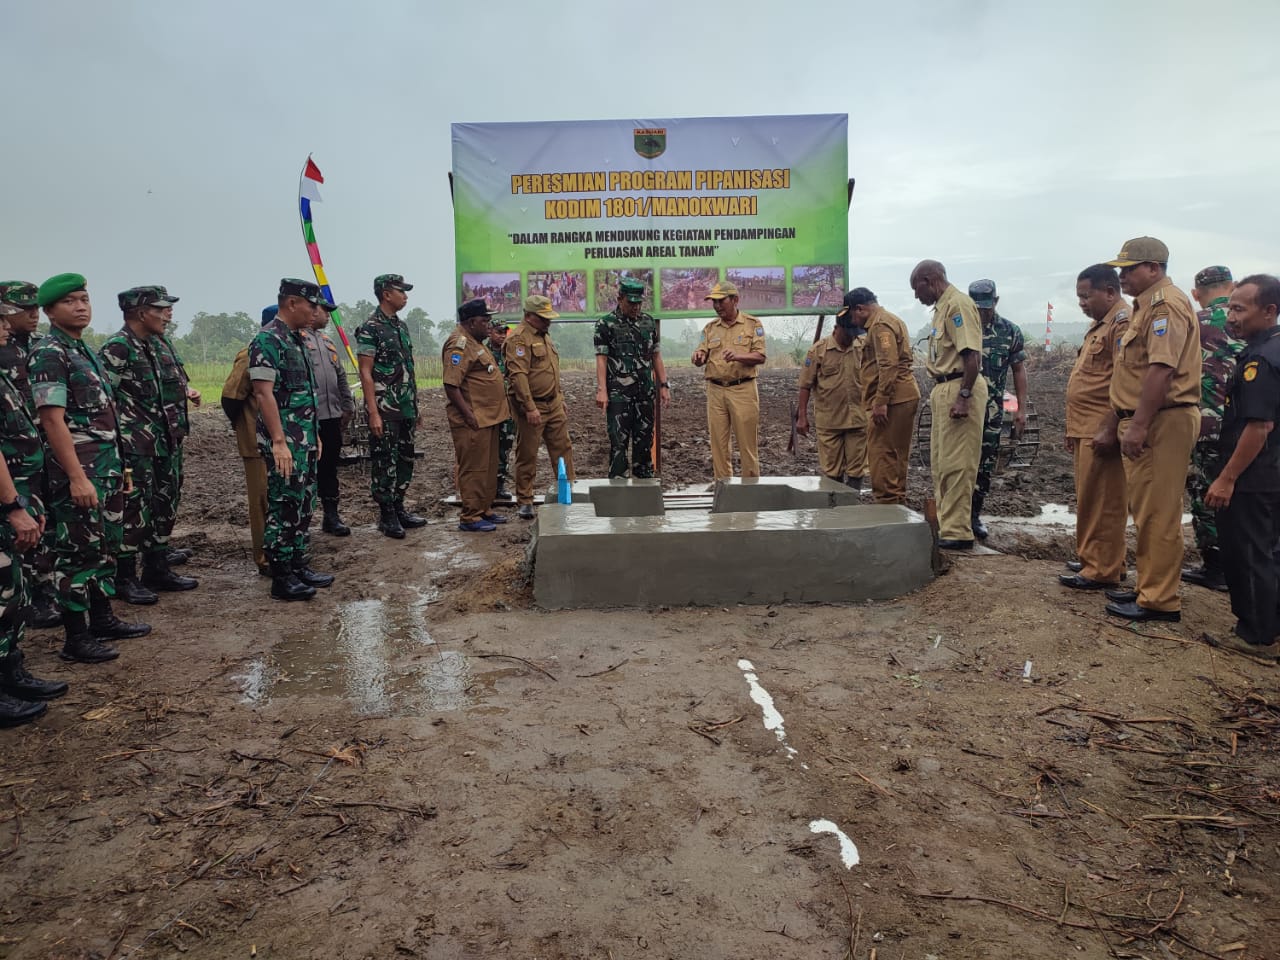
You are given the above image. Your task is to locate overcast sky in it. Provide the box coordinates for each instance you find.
[6,0,1278,340]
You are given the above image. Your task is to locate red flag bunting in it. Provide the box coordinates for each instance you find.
[303,158,325,183]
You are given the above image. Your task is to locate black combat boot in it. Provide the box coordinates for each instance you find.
[0,647,68,700]
[495,480,513,500]
[270,560,316,601]
[321,498,350,537]
[844,475,864,491]
[971,491,989,541]
[167,547,194,566]
[27,584,62,629]
[115,555,158,606]
[59,610,119,663]
[89,590,152,640]
[396,502,427,528]
[1181,547,1229,592]
[141,551,198,592]
[0,689,45,726]
[292,558,334,588]
[378,504,405,539]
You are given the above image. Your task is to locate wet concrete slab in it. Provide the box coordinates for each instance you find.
[531,501,933,608]
[711,475,862,513]
[549,478,665,516]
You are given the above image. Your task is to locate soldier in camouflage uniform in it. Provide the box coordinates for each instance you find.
[100,287,198,605]
[0,298,68,725]
[153,316,199,567]
[31,273,149,662]
[0,281,59,628]
[593,278,670,478]
[356,274,424,538]
[1183,265,1243,591]
[969,279,1029,540]
[486,318,516,499]
[249,279,335,600]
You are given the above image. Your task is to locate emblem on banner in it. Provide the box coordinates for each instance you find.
[634,127,667,159]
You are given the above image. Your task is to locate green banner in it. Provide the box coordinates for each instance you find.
[451,114,848,317]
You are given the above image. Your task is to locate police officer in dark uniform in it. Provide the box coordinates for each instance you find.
[1205,274,1280,661]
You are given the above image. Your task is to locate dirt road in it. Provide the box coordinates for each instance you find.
[0,362,1274,960]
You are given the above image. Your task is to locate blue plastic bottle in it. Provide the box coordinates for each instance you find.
[557,457,571,504]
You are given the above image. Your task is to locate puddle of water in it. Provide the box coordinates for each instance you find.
[737,658,806,767]
[809,819,860,868]
[236,589,478,716]
[994,502,1192,529]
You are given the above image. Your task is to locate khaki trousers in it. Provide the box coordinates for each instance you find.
[1072,441,1127,584]
[929,378,987,541]
[515,398,576,505]
[707,380,760,480]
[1119,406,1198,611]
[451,423,499,523]
[243,455,267,571]
[869,398,918,504]
[817,427,867,482]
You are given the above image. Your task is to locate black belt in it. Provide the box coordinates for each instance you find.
[1114,402,1196,419]
[532,393,558,404]
[933,372,963,384]
[709,377,750,387]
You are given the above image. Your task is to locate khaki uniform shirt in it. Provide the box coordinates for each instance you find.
[925,284,983,378]
[443,325,509,429]
[1110,276,1201,413]
[222,346,261,459]
[1066,300,1129,438]
[862,306,920,407]
[697,311,766,383]
[798,334,866,431]
[504,320,563,413]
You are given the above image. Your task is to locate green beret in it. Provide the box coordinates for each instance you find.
[37,273,88,308]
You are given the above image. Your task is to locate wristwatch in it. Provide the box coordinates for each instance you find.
[1,494,29,514]
[660,381,670,389]
[958,388,973,399]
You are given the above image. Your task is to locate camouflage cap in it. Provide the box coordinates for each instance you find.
[0,281,39,308]
[704,280,739,300]
[1194,265,1232,287]
[1106,236,1169,268]
[279,278,326,305]
[316,299,338,314]
[37,273,88,307]
[118,285,180,311]
[0,301,21,318]
[523,294,559,319]
[967,278,997,308]
[374,273,414,295]
[619,277,645,303]
[458,298,494,321]
[836,287,877,317]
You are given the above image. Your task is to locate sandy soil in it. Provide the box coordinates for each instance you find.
[0,360,1275,960]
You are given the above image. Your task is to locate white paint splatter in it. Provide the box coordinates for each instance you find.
[738,658,801,762]
[809,819,860,868]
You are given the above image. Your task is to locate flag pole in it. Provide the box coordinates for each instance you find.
[298,155,359,368]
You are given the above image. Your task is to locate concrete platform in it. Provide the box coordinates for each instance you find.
[547,478,665,517]
[711,475,862,513]
[530,501,933,609]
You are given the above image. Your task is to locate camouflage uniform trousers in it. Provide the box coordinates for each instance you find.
[606,391,655,479]
[152,446,183,548]
[496,417,516,487]
[48,476,123,613]
[1187,440,1222,556]
[121,455,159,558]
[0,526,27,657]
[370,418,416,507]
[263,446,317,566]
[976,392,1005,496]
[23,472,55,595]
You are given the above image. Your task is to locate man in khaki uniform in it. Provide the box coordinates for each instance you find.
[841,287,920,503]
[1059,265,1130,590]
[444,299,511,532]
[795,308,866,487]
[911,260,987,548]
[1100,237,1201,622]
[692,281,767,480]
[219,305,274,576]
[505,295,575,520]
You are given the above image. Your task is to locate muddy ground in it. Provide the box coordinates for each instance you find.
[1,359,1276,960]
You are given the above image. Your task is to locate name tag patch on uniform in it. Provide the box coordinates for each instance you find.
[1153,317,1168,337]
[953,315,963,327]
[449,353,461,366]
[1243,361,1259,382]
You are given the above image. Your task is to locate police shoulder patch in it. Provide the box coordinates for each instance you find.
[449,353,462,366]
[755,327,764,336]
[953,315,964,327]
[1243,360,1259,382]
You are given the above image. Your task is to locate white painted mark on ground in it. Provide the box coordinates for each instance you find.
[737,658,802,763]
[809,819,860,868]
